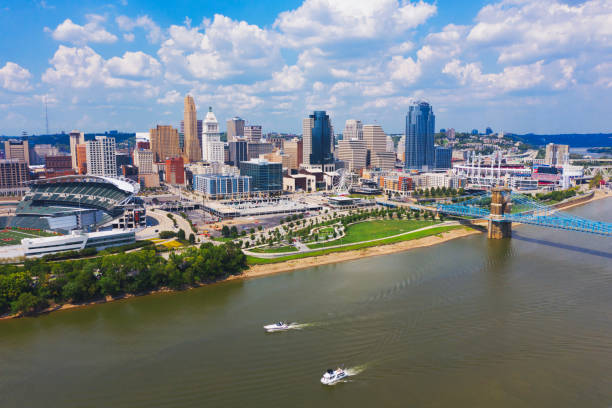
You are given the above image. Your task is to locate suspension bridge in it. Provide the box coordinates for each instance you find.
[435,188,611,238]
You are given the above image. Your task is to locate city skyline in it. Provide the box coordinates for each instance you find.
[1,0,612,135]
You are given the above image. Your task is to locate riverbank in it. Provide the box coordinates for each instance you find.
[237,227,481,281]
[2,190,608,321]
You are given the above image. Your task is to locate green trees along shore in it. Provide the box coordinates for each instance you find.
[0,242,247,317]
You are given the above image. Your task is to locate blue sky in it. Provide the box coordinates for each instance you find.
[0,0,611,136]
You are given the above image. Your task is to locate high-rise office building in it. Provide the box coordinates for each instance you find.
[0,159,29,194]
[405,101,435,170]
[545,143,569,166]
[283,138,303,170]
[239,158,282,194]
[337,138,367,172]
[244,125,262,142]
[247,142,274,161]
[302,111,334,171]
[363,124,387,167]
[4,139,29,165]
[165,156,185,185]
[69,130,84,170]
[193,174,251,199]
[228,140,248,166]
[344,119,363,140]
[434,146,452,169]
[183,95,202,163]
[227,117,245,142]
[202,107,225,163]
[86,136,117,177]
[76,144,87,174]
[133,149,154,174]
[150,125,180,162]
[31,144,60,165]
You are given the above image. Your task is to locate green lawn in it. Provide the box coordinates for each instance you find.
[0,228,58,246]
[308,219,438,249]
[247,225,463,265]
[250,245,298,253]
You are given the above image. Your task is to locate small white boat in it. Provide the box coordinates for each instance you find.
[320,367,348,385]
[263,322,291,332]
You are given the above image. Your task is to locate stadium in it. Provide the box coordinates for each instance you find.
[6,175,142,233]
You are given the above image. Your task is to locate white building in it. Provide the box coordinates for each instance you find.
[244,125,262,142]
[22,229,136,257]
[133,149,154,174]
[201,107,225,163]
[86,136,117,177]
[337,138,367,172]
[343,119,363,140]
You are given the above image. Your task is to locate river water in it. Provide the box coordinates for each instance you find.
[1,199,611,408]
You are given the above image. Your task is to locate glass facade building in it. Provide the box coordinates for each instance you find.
[192,174,251,199]
[228,140,248,166]
[434,146,452,169]
[405,102,435,170]
[239,159,282,194]
[304,111,334,167]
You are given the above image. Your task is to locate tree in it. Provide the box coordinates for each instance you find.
[221,225,230,238]
[230,226,238,238]
[177,229,186,241]
[11,292,47,316]
[257,225,263,231]
[189,233,196,244]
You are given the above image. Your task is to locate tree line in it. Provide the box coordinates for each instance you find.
[0,242,247,317]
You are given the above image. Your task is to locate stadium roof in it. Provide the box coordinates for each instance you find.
[28,175,139,195]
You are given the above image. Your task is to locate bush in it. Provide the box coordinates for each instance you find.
[11,292,47,316]
[159,231,177,239]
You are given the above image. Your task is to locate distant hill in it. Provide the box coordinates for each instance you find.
[0,132,136,152]
[508,133,612,147]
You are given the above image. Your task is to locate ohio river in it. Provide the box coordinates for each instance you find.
[1,199,611,408]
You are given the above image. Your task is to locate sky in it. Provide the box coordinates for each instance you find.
[0,0,611,136]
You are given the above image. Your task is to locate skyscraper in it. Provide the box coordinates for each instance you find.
[69,130,84,170]
[545,143,569,166]
[343,119,363,140]
[202,107,225,163]
[227,117,245,142]
[302,111,334,171]
[150,125,180,162]
[183,95,201,163]
[86,136,117,177]
[244,125,262,142]
[3,139,30,165]
[337,138,367,172]
[363,124,387,167]
[405,101,435,170]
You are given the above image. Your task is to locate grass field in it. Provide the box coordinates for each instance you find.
[307,219,438,249]
[0,228,57,246]
[250,245,298,254]
[247,225,462,265]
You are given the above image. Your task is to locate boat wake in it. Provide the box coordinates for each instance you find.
[345,364,367,377]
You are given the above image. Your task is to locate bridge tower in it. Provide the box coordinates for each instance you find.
[488,187,512,239]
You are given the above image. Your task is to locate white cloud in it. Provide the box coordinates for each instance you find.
[0,62,32,92]
[442,59,550,92]
[389,56,421,85]
[123,33,135,42]
[158,14,282,83]
[269,65,305,91]
[107,51,161,77]
[467,0,612,64]
[116,15,163,43]
[47,15,118,45]
[157,90,181,104]
[274,0,436,47]
[42,45,158,89]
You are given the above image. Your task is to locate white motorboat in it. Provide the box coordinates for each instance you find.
[263,322,291,332]
[320,368,348,385]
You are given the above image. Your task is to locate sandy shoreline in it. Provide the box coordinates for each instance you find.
[2,191,608,321]
[235,227,481,280]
